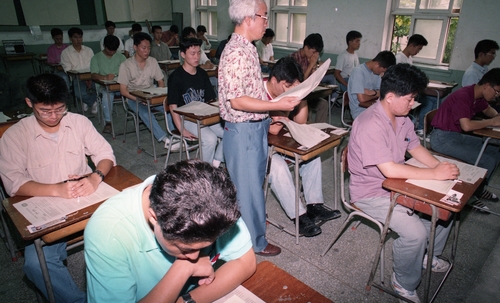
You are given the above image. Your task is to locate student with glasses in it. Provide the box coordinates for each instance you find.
[0,73,115,303]
[462,39,499,87]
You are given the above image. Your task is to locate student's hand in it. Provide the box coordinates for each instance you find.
[433,162,460,180]
[177,255,215,285]
[66,173,100,197]
[491,115,500,127]
[106,74,115,80]
[274,96,301,111]
[182,129,197,140]
[309,52,320,65]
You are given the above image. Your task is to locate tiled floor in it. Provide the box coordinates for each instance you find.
[1,104,499,302]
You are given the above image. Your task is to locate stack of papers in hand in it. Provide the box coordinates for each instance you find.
[175,101,219,116]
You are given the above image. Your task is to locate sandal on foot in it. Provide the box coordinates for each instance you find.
[471,200,490,213]
[480,189,499,202]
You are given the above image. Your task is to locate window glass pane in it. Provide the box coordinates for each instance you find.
[291,13,306,44]
[200,0,207,6]
[398,0,416,9]
[453,0,462,9]
[275,13,288,43]
[209,0,217,5]
[413,19,443,60]
[276,0,289,5]
[390,15,411,53]
[442,17,458,63]
[200,11,208,29]
[210,12,218,35]
[293,0,307,6]
[419,0,451,10]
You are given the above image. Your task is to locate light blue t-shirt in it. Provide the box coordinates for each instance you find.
[84,175,253,302]
[462,62,488,87]
[348,63,381,119]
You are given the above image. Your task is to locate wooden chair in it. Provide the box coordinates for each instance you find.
[321,146,386,285]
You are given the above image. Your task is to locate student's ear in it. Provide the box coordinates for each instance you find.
[384,92,395,104]
[25,98,33,108]
[148,208,158,226]
[180,51,186,60]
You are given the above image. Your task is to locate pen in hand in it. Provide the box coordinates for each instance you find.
[63,175,88,183]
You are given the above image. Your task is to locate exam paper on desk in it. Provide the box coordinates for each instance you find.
[175,101,220,116]
[213,285,265,303]
[141,87,168,95]
[14,182,119,230]
[274,119,330,149]
[405,156,487,184]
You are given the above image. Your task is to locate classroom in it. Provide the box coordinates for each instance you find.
[1,0,500,302]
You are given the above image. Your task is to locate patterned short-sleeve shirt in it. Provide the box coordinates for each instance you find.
[218,33,268,123]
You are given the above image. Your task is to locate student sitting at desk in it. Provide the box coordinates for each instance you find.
[118,32,176,146]
[266,57,341,237]
[256,28,275,73]
[0,73,115,303]
[85,160,256,302]
[150,25,173,83]
[197,25,212,51]
[430,68,500,202]
[290,33,329,123]
[348,50,395,120]
[181,26,215,70]
[99,20,124,53]
[334,30,362,92]
[124,23,142,58]
[462,39,499,87]
[60,27,98,114]
[47,28,67,65]
[168,38,223,168]
[90,35,126,133]
[349,64,458,303]
[161,24,180,47]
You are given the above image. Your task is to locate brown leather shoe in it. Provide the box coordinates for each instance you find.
[102,123,112,134]
[255,243,281,256]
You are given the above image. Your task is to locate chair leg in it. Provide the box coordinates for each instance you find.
[321,212,358,257]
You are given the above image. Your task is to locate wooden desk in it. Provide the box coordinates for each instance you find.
[2,166,142,303]
[242,261,332,303]
[93,79,121,139]
[0,110,31,138]
[173,103,220,161]
[265,127,346,243]
[308,85,338,124]
[424,80,457,108]
[158,59,180,73]
[472,128,500,166]
[67,70,92,114]
[369,174,484,303]
[130,90,168,161]
[1,52,37,74]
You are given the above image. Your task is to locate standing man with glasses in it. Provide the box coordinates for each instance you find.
[462,39,499,87]
[0,73,115,303]
[219,0,301,257]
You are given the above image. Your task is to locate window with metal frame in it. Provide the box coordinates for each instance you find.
[271,0,307,48]
[196,0,218,38]
[389,0,462,65]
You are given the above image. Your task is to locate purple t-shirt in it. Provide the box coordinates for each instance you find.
[432,85,489,132]
[348,101,420,203]
[46,44,68,64]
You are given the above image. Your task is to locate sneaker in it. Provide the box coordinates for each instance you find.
[471,200,490,213]
[91,102,98,114]
[415,129,424,140]
[297,214,321,237]
[170,142,181,151]
[480,189,499,202]
[422,255,450,273]
[391,272,421,303]
[307,204,341,224]
[83,103,88,112]
[102,122,112,134]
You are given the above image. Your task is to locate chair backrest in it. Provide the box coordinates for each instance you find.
[423,109,438,149]
[162,97,175,136]
[341,91,352,128]
[340,145,356,212]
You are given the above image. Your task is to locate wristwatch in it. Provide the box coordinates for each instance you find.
[181,293,196,303]
[93,169,105,182]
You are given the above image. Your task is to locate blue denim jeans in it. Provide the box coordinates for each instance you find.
[430,129,499,180]
[24,242,86,303]
[100,90,121,122]
[223,119,271,252]
[355,196,452,291]
[74,79,97,107]
[127,99,167,142]
[417,95,437,130]
[183,120,224,163]
[268,155,324,219]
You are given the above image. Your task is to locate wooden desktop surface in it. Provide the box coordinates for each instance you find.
[473,128,500,140]
[2,165,142,242]
[268,128,344,161]
[93,79,120,91]
[66,70,92,81]
[0,52,36,61]
[242,261,332,303]
[130,90,167,106]
[424,80,456,97]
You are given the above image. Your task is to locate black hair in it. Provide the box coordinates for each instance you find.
[149,160,241,243]
[380,63,429,100]
[373,50,396,68]
[169,24,179,33]
[478,68,500,87]
[68,27,83,38]
[346,30,362,45]
[474,39,499,59]
[131,23,142,32]
[407,34,428,47]
[263,28,275,38]
[303,33,324,53]
[103,35,120,51]
[133,32,152,46]
[270,57,304,84]
[25,74,70,105]
[180,37,202,53]
[152,25,162,33]
[104,20,116,29]
[51,28,63,37]
[182,26,197,40]
[197,25,207,33]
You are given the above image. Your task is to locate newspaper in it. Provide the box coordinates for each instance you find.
[274,119,330,149]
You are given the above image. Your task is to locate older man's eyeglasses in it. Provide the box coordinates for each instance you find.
[36,106,68,118]
[254,14,268,21]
